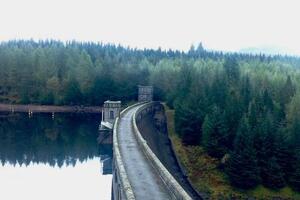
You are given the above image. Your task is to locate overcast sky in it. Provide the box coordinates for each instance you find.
[0,0,299,54]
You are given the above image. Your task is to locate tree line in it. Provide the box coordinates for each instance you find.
[1,40,300,106]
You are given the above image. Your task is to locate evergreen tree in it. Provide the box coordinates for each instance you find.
[240,75,251,111]
[223,57,240,85]
[210,73,228,109]
[262,156,285,189]
[248,100,258,129]
[175,102,200,145]
[64,78,82,105]
[226,117,260,189]
[280,75,295,105]
[224,89,243,149]
[275,129,295,181]
[262,89,274,111]
[289,155,300,191]
[202,106,228,158]
[254,113,276,182]
[174,93,207,145]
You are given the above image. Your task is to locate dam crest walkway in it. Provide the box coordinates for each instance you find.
[112,102,193,200]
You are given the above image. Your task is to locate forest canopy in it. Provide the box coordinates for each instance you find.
[1,40,299,106]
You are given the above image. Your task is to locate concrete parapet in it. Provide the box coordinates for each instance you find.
[112,105,139,200]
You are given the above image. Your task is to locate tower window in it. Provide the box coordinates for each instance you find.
[110,111,114,119]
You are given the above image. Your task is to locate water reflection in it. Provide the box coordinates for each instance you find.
[0,112,112,169]
[0,112,113,200]
[0,158,112,200]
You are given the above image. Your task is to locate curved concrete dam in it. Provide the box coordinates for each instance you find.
[112,102,192,200]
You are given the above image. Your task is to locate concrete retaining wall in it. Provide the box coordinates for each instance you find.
[133,102,192,200]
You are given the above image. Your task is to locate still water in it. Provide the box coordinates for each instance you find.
[0,112,112,200]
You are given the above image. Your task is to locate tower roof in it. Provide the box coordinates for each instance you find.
[104,100,121,104]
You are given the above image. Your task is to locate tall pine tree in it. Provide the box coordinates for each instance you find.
[226,116,260,189]
[289,154,300,191]
[202,106,229,158]
[262,156,285,189]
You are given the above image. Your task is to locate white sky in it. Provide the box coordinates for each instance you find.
[0,0,300,54]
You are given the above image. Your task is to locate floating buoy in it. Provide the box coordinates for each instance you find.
[52,112,55,119]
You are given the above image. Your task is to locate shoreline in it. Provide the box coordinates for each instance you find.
[0,103,102,113]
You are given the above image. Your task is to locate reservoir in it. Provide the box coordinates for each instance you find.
[0,112,112,200]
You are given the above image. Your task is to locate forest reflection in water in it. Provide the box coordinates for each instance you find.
[0,112,113,200]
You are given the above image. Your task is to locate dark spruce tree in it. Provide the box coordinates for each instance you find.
[262,89,274,112]
[255,113,275,179]
[174,94,206,145]
[209,73,228,109]
[289,122,300,191]
[224,89,243,149]
[262,156,285,189]
[226,116,260,189]
[240,75,252,112]
[202,105,229,158]
[289,153,300,191]
[280,75,296,105]
[223,57,240,86]
[64,78,82,105]
[275,129,295,181]
[285,94,300,190]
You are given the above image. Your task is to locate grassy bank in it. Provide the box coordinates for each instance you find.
[163,104,300,200]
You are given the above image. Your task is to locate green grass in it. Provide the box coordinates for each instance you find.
[248,186,300,200]
[163,103,300,200]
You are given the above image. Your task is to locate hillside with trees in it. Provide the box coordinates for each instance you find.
[1,40,300,198]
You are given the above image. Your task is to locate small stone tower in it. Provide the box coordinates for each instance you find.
[138,85,153,102]
[100,100,121,130]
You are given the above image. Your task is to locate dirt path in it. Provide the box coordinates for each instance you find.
[0,103,102,113]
